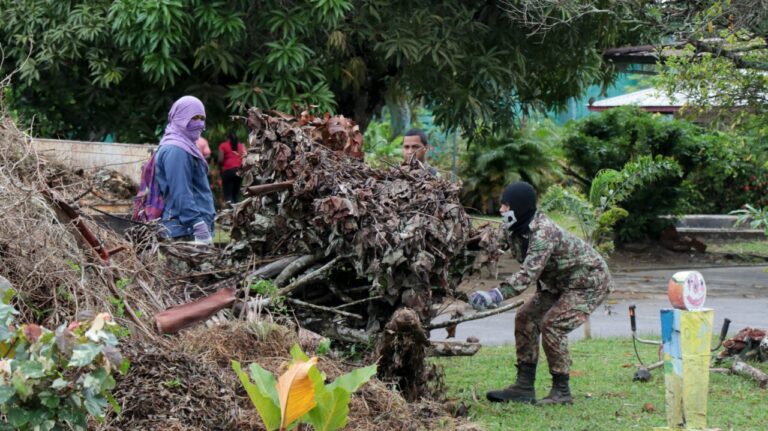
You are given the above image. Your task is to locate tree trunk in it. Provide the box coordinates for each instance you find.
[732,357,768,388]
[429,341,481,357]
[375,308,429,402]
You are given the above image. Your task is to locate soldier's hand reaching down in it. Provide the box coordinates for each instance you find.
[468,287,503,311]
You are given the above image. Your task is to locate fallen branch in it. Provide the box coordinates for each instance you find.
[732,357,768,388]
[102,272,162,344]
[425,299,525,330]
[44,189,110,261]
[278,256,341,296]
[335,295,383,309]
[326,325,372,344]
[428,341,481,357]
[245,180,295,196]
[326,281,355,302]
[287,298,363,320]
[275,253,322,287]
[247,255,301,280]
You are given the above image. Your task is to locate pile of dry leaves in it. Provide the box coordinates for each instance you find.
[0,107,173,331]
[225,108,499,334]
[0,95,485,429]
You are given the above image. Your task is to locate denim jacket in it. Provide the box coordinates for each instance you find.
[154,145,215,238]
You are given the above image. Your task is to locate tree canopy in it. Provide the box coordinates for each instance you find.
[1,0,640,142]
[619,0,768,123]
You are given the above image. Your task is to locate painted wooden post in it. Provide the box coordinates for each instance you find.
[660,308,714,429]
[656,270,714,430]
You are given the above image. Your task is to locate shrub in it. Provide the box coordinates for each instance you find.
[731,204,768,236]
[542,155,680,256]
[563,107,768,241]
[0,277,127,431]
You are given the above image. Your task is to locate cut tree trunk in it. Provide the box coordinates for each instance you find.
[375,308,429,402]
[732,357,768,388]
[429,341,481,357]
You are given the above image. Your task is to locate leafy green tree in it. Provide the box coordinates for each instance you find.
[1,0,642,142]
[620,1,768,127]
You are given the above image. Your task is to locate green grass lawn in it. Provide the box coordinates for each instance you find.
[434,338,768,431]
[708,239,768,257]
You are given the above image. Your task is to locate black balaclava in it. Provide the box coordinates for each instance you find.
[500,181,537,238]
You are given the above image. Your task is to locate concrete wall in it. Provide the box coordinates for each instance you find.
[31,138,156,184]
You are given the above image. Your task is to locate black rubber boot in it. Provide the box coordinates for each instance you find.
[536,372,573,405]
[486,362,537,403]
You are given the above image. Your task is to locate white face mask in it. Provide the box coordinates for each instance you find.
[501,209,517,231]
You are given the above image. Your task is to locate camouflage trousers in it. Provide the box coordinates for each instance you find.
[514,274,611,374]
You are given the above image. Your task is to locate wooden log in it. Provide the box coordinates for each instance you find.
[278,256,341,296]
[247,255,301,280]
[275,253,322,287]
[428,341,481,357]
[425,299,525,330]
[154,287,237,334]
[245,180,295,196]
[731,357,768,388]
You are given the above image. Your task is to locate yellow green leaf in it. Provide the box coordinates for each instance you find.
[276,357,318,429]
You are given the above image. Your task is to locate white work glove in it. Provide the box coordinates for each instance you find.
[192,221,213,246]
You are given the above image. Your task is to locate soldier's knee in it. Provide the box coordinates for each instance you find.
[515,310,531,326]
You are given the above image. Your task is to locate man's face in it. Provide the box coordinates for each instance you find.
[402,135,427,163]
[500,203,510,215]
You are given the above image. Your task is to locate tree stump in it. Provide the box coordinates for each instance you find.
[375,308,429,402]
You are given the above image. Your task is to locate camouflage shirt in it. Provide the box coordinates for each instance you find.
[499,212,610,297]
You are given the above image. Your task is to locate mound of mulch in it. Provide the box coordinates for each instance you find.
[105,340,239,431]
[103,322,476,431]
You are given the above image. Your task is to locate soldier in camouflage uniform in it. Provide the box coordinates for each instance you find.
[469,182,612,406]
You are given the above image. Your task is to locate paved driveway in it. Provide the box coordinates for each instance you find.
[431,265,767,345]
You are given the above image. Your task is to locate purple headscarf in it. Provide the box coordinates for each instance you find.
[160,96,207,165]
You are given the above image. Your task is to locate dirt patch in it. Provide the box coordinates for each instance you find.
[608,241,767,271]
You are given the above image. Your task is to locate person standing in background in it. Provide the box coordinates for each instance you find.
[196,137,212,160]
[218,131,246,203]
[401,128,438,176]
[154,96,215,245]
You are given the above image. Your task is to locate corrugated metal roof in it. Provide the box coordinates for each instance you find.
[588,88,687,113]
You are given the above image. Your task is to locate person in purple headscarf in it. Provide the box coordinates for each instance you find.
[154,96,216,244]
